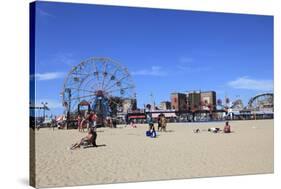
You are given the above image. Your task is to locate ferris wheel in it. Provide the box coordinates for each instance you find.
[61,57,135,116]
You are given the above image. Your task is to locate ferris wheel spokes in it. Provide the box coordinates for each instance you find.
[106,85,135,95]
[103,74,130,92]
[62,57,135,114]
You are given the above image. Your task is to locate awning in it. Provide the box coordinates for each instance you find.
[129,115,146,119]
[152,112,177,118]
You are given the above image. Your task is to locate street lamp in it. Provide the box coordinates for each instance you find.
[41,102,48,120]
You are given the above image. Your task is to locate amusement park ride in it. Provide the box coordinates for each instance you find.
[61,57,136,127]
[59,57,274,127]
[247,93,273,112]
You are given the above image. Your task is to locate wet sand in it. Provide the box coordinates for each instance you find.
[34,120,273,188]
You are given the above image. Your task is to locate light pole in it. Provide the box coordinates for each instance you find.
[41,102,48,121]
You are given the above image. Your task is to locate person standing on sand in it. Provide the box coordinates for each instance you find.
[89,112,98,147]
[160,115,167,132]
[145,112,157,138]
[146,125,157,138]
[157,114,162,131]
[80,118,87,132]
[77,115,82,132]
[147,113,154,130]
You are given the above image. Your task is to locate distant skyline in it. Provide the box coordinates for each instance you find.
[33,1,273,115]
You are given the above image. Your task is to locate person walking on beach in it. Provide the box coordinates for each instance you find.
[146,125,157,138]
[147,113,154,130]
[145,113,157,138]
[157,114,162,131]
[159,115,167,132]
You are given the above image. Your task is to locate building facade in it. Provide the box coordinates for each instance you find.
[200,91,216,111]
[159,101,172,110]
[186,91,201,111]
[122,98,137,113]
[171,93,187,111]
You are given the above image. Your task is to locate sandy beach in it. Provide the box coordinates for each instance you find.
[34,120,273,188]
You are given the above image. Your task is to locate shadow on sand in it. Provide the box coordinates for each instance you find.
[159,130,174,133]
[83,144,106,149]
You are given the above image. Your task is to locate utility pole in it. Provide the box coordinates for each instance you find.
[41,102,48,121]
[150,92,156,110]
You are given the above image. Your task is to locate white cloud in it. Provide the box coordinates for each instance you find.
[33,72,65,81]
[131,66,167,76]
[227,77,273,91]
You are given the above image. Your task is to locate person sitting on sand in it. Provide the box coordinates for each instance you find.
[70,127,97,150]
[223,121,231,133]
[208,127,221,133]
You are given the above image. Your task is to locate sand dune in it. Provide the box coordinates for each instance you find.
[34,120,273,188]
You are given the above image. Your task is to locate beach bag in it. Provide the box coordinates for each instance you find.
[146,130,156,138]
[151,131,156,138]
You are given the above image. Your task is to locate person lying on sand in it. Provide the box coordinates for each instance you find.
[208,127,221,133]
[193,128,200,133]
[70,127,97,150]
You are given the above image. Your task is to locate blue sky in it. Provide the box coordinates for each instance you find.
[33,1,273,116]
